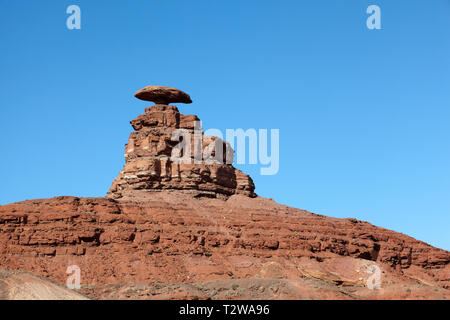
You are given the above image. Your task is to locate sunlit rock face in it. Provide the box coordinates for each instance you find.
[107,87,255,200]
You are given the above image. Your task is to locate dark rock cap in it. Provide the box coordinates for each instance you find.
[134,85,192,105]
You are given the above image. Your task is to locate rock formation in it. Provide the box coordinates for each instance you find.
[0,194,449,300]
[0,85,449,300]
[134,85,192,104]
[107,86,255,200]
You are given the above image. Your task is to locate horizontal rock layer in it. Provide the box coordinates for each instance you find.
[0,193,448,299]
[107,105,255,199]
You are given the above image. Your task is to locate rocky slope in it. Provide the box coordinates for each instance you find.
[0,193,448,299]
[0,270,88,300]
[0,86,448,299]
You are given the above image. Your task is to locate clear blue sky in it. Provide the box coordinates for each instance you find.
[1,1,449,250]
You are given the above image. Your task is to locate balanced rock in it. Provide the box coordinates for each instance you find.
[134,85,192,105]
[108,87,255,199]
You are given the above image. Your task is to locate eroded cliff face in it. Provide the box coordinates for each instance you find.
[0,193,448,299]
[107,104,255,200]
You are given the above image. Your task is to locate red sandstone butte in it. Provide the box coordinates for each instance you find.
[107,103,255,200]
[0,86,448,300]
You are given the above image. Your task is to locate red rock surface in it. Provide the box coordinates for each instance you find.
[0,193,448,299]
[108,104,255,199]
[134,85,192,104]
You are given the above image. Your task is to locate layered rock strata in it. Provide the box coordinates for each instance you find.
[0,194,448,299]
[108,86,255,200]
[107,104,255,199]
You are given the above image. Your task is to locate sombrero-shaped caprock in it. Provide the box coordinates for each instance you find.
[134,85,192,105]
